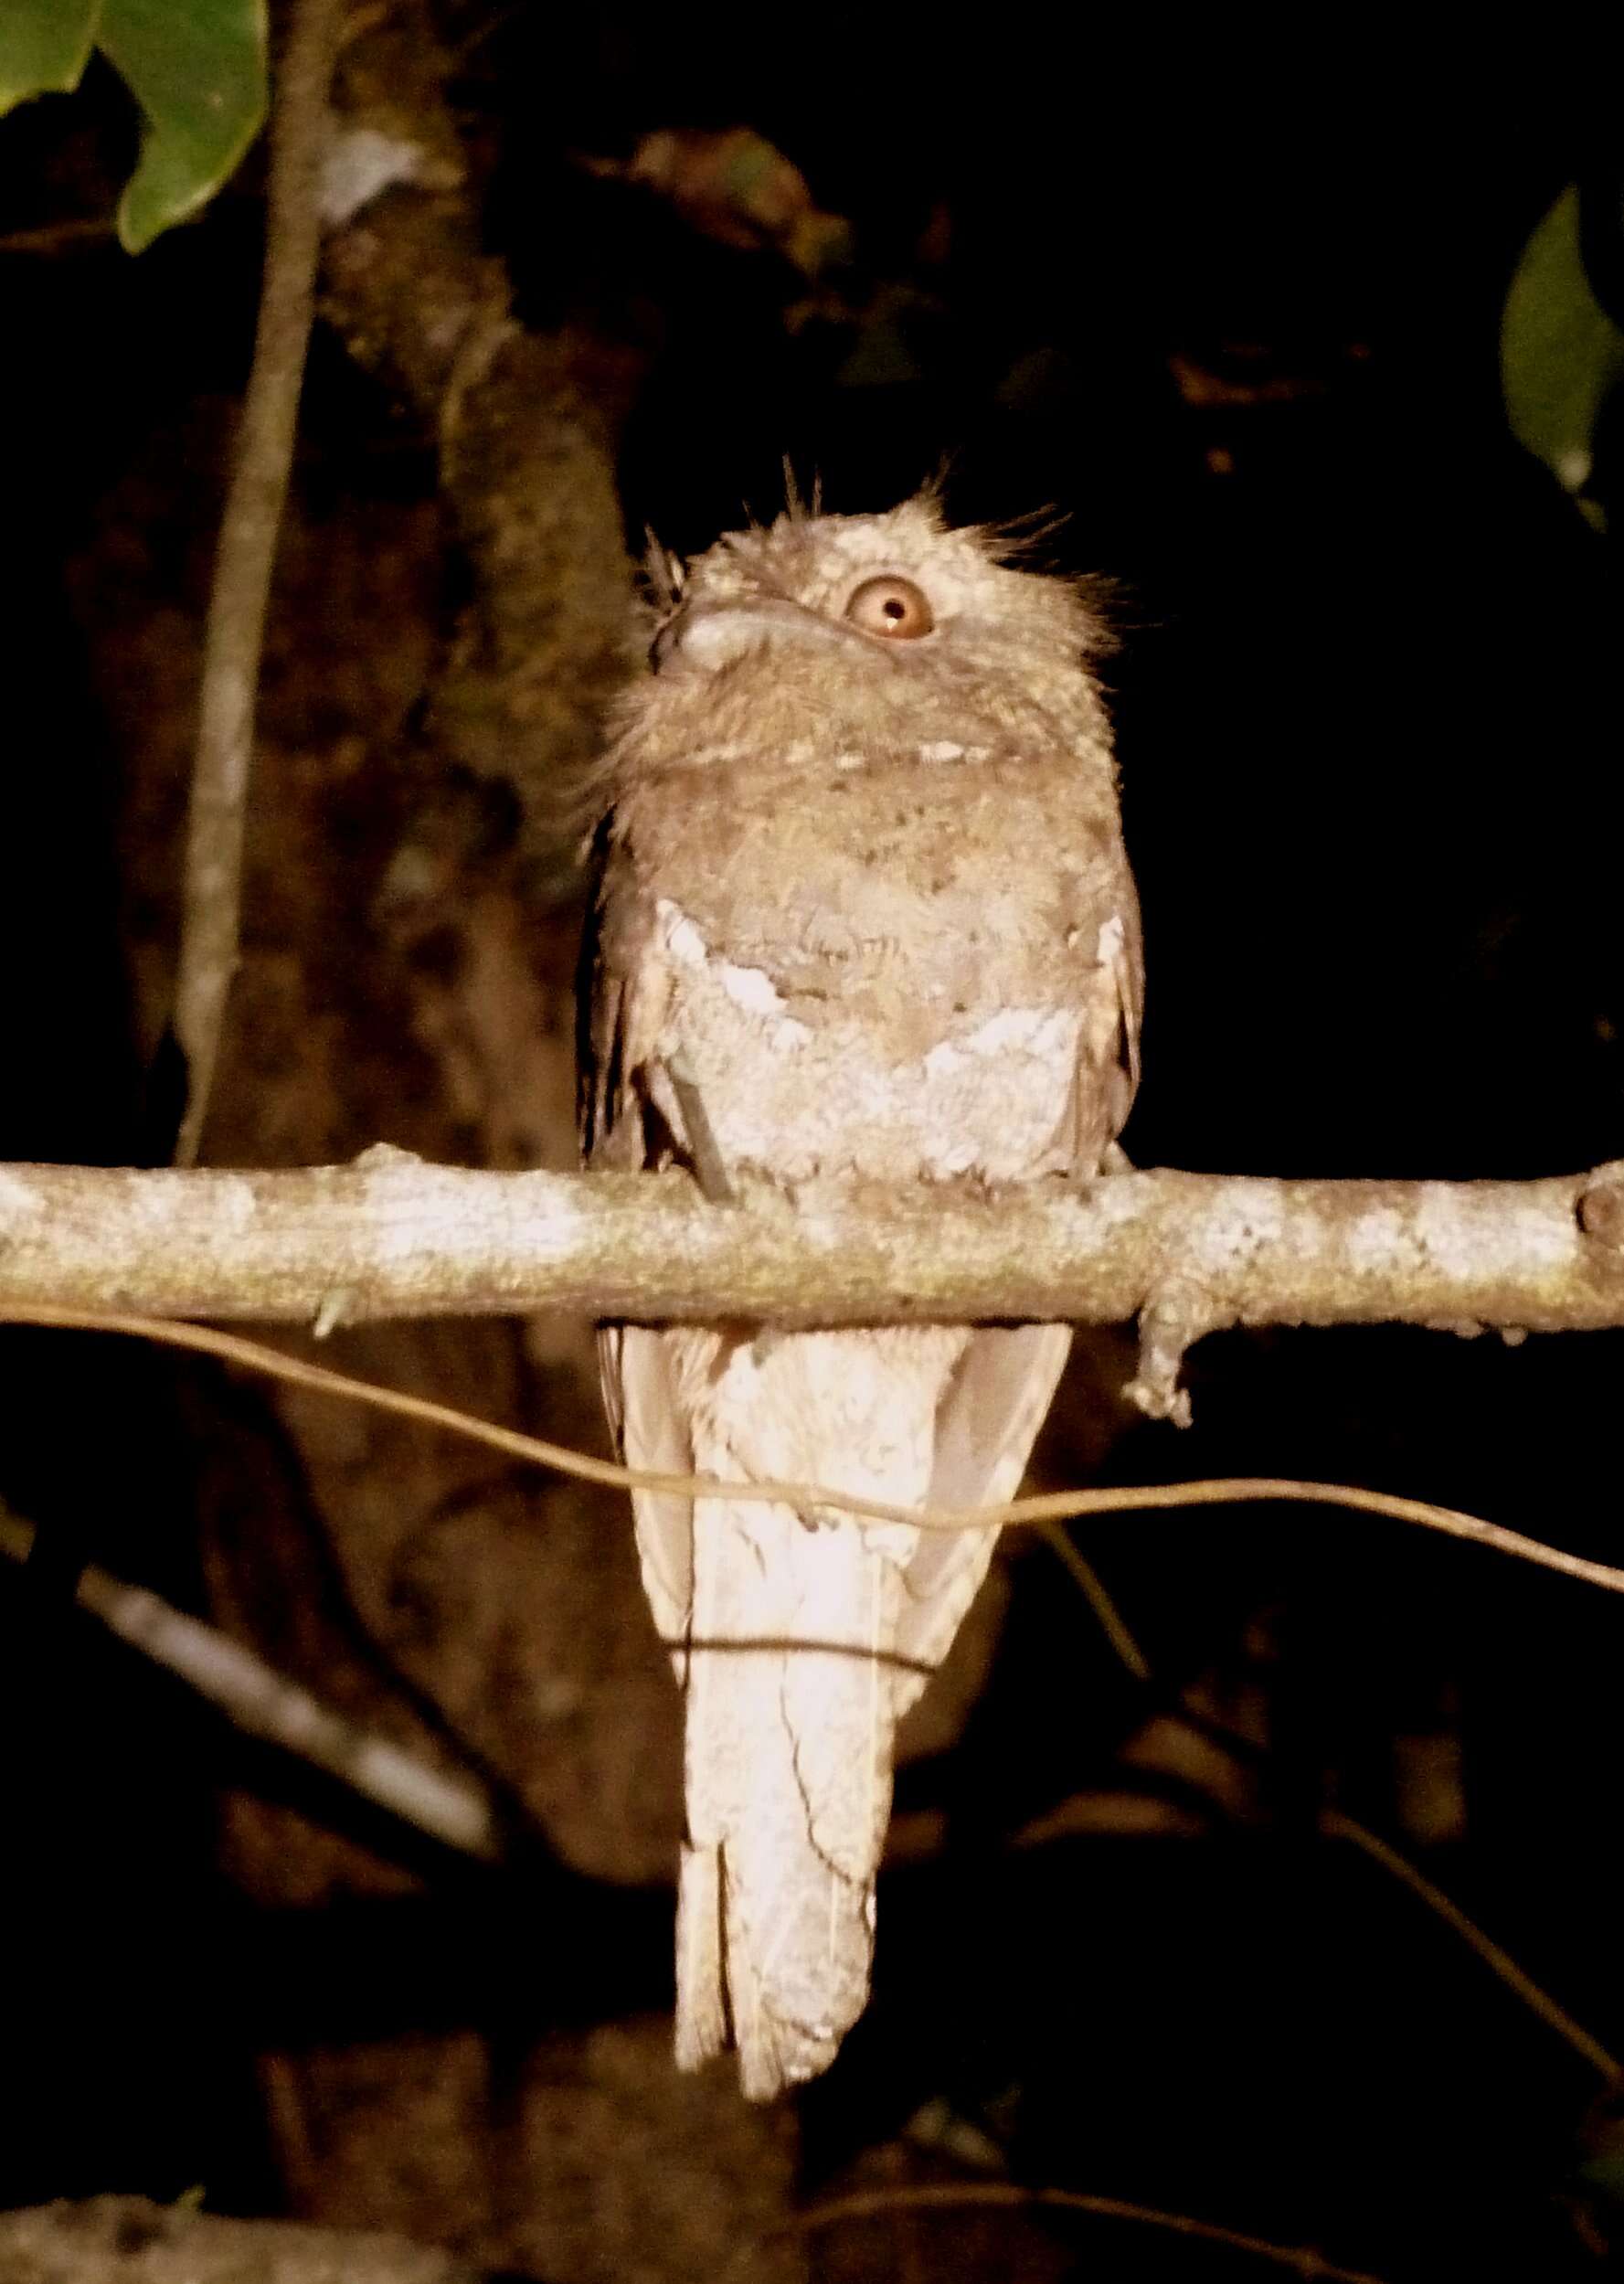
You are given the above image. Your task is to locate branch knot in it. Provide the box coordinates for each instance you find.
[1123,1279,1222,1429]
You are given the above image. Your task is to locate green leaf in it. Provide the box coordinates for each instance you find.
[1501,182,1624,535]
[0,0,101,117]
[96,0,267,252]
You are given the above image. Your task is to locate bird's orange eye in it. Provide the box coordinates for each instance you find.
[844,575,935,639]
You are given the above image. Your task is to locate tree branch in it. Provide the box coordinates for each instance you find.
[1,1154,1622,1349]
[319,0,636,890]
[0,2198,482,2283]
[1035,1521,1624,2082]
[0,1499,498,1863]
[738,2181,1391,2284]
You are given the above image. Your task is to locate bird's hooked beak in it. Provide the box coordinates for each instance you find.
[652,598,875,675]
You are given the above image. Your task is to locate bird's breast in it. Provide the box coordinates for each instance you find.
[621,749,1130,1184]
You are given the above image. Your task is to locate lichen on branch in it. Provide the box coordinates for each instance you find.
[2,1154,1622,1350]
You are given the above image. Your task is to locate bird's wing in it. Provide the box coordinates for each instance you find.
[579,823,696,1665]
[893,1322,1074,1712]
[602,1323,695,1679]
[576,815,648,1173]
[896,903,1142,1705]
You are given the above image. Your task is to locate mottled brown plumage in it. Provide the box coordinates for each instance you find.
[578,496,1141,2098]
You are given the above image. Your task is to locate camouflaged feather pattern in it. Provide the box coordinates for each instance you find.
[578,498,1141,2097]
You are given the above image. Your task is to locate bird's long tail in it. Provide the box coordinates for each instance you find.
[676,1489,911,2099]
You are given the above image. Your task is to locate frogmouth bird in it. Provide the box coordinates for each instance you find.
[578,496,1141,2098]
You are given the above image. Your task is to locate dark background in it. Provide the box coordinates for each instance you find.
[2,19,1623,2280]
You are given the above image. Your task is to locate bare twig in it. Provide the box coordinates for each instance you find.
[1039,1531,1622,2083]
[0,217,116,256]
[171,0,345,1165]
[734,2181,1390,2284]
[5,1307,1624,1601]
[1032,1519,1151,1679]
[1321,1808,1620,2083]
[0,1501,498,1860]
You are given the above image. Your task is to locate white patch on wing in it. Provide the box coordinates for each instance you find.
[652,909,1089,1184]
[923,1005,1075,1078]
[720,964,792,1018]
[917,740,964,763]
[1098,913,1125,965]
[657,898,812,1047]
[660,902,710,969]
